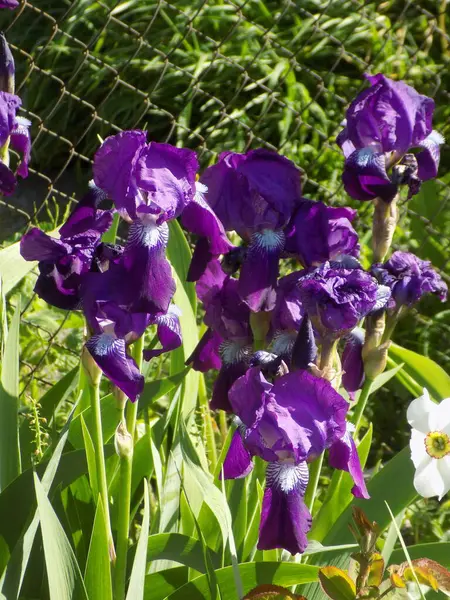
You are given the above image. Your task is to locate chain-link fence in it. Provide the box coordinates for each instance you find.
[1,0,450,396]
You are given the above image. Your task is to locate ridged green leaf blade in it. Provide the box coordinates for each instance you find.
[0,298,21,491]
[84,497,112,600]
[126,479,150,600]
[34,473,88,600]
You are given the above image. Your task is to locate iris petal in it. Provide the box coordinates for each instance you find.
[258,462,311,554]
[238,229,285,312]
[222,429,254,479]
[85,333,144,402]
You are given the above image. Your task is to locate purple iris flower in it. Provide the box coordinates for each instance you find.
[84,302,147,402]
[222,367,368,553]
[0,1,19,9]
[270,272,306,362]
[285,199,360,267]
[187,328,222,372]
[93,130,204,314]
[0,91,31,195]
[199,149,302,312]
[82,266,182,400]
[298,262,391,335]
[20,186,113,310]
[192,259,252,411]
[181,182,235,281]
[371,251,447,309]
[93,130,198,223]
[337,74,444,202]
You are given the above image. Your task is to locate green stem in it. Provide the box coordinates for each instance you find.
[304,454,324,514]
[198,373,217,472]
[89,374,115,560]
[319,338,337,371]
[219,410,228,444]
[351,377,374,436]
[114,336,144,600]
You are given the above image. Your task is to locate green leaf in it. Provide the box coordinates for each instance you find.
[384,502,425,600]
[1,416,72,598]
[80,415,98,501]
[84,497,112,600]
[0,298,21,491]
[102,212,120,244]
[146,533,220,572]
[69,394,121,449]
[389,343,450,400]
[0,242,35,295]
[138,369,189,413]
[318,567,356,600]
[40,366,79,421]
[310,425,372,542]
[324,447,416,547]
[144,565,190,600]
[126,479,150,600]
[180,423,232,550]
[390,543,450,568]
[156,563,319,600]
[34,473,88,600]
[0,445,115,557]
[167,221,199,422]
[167,220,196,310]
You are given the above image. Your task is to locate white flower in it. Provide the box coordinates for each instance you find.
[407,388,450,500]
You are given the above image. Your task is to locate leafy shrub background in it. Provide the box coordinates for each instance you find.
[1,0,450,547]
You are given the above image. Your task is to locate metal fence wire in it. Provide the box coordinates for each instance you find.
[1,0,450,395]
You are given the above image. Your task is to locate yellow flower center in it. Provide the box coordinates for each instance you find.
[425,431,450,459]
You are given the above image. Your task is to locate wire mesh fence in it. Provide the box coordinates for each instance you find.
[1,0,450,395]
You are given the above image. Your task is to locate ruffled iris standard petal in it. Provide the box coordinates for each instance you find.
[93,130,147,219]
[135,142,198,221]
[258,462,311,554]
[238,229,285,312]
[85,333,144,402]
[284,200,359,267]
[329,427,369,499]
[222,429,254,479]
[342,147,397,202]
[201,149,302,236]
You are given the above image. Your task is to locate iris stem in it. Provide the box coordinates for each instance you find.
[304,454,324,514]
[89,373,115,561]
[352,377,374,436]
[198,373,217,473]
[114,336,144,600]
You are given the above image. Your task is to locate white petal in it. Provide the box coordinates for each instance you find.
[429,397,450,434]
[410,430,427,468]
[413,456,445,498]
[437,457,450,500]
[406,389,435,433]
